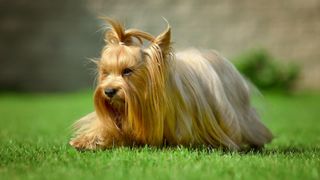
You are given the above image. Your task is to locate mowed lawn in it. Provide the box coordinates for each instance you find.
[0,91,319,180]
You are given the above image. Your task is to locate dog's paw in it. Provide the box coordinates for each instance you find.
[69,136,103,151]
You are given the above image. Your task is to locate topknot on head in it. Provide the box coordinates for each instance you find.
[102,17,156,47]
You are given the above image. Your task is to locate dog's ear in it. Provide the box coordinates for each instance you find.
[153,23,171,56]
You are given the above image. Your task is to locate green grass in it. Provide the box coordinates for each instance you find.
[0,91,319,180]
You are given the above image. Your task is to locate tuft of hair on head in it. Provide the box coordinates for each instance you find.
[100,17,172,59]
[101,17,156,47]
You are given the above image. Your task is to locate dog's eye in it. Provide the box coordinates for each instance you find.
[122,68,133,76]
[101,69,109,76]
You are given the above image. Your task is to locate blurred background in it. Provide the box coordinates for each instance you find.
[1,0,320,92]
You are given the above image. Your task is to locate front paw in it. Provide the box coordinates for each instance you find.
[69,136,102,150]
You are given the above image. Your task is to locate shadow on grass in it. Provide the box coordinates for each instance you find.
[256,146,320,155]
[70,143,320,157]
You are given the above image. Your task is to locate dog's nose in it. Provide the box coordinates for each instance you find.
[104,88,118,98]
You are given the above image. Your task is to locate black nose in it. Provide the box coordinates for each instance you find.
[104,88,118,98]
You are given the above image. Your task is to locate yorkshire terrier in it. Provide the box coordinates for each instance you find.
[69,18,273,150]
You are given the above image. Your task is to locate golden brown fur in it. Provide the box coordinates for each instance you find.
[69,18,273,150]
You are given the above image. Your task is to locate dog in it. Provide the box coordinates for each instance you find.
[69,18,273,150]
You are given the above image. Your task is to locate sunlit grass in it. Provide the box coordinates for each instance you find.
[0,91,319,179]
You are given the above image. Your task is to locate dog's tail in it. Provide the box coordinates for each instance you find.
[240,107,273,148]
